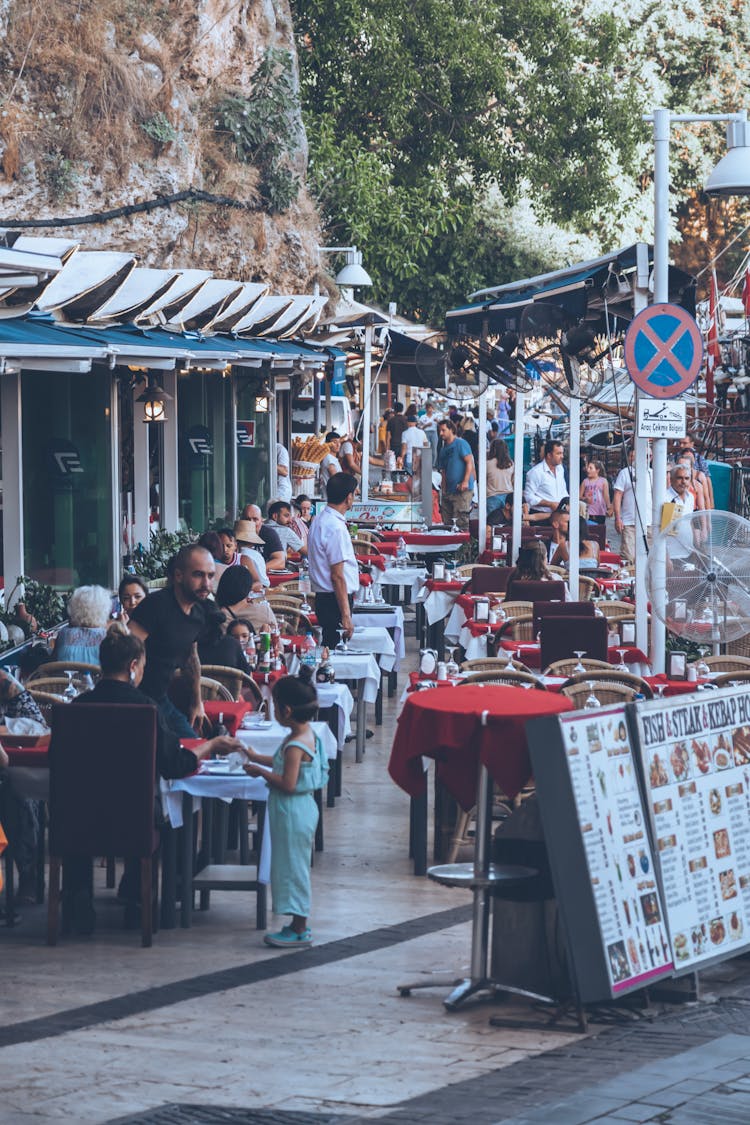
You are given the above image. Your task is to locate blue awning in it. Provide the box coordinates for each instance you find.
[446,244,696,338]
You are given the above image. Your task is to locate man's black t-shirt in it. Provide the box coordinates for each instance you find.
[259,522,283,564]
[129,587,206,700]
[386,414,408,452]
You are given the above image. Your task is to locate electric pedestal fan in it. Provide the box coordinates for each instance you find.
[646,510,750,647]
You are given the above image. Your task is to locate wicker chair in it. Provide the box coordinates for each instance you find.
[28,688,65,724]
[496,601,533,619]
[713,671,750,688]
[561,680,640,707]
[725,634,750,659]
[702,655,750,674]
[547,565,567,578]
[597,601,637,622]
[496,614,535,642]
[454,564,479,579]
[561,669,654,699]
[461,657,534,675]
[266,593,303,610]
[353,530,376,546]
[24,676,72,696]
[199,676,234,702]
[273,609,314,635]
[578,574,600,601]
[544,657,613,677]
[272,580,302,595]
[199,665,263,706]
[352,537,381,554]
[457,670,546,689]
[27,661,100,682]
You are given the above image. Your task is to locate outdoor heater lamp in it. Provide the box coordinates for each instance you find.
[136,373,172,423]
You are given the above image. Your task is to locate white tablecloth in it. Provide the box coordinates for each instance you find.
[444,601,466,644]
[327,651,381,703]
[349,625,397,673]
[236,719,338,761]
[416,585,462,626]
[315,682,354,746]
[353,605,406,669]
[377,565,427,601]
[405,540,464,555]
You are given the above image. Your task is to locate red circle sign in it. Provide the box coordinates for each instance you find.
[624,303,703,399]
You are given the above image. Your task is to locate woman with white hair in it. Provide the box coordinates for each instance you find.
[54,585,113,665]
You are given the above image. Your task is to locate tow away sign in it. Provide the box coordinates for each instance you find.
[637,398,686,439]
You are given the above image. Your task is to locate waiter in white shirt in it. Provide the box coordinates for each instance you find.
[523,439,569,514]
[307,472,360,647]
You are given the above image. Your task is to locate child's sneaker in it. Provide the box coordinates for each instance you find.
[264,927,313,948]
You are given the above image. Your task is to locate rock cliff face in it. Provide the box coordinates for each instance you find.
[0,0,322,290]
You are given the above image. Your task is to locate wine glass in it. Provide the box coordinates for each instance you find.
[450,518,459,533]
[374,577,385,604]
[445,645,461,677]
[63,670,78,702]
[503,648,515,671]
[696,647,710,679]
[336,627,348,653]
[584,682,599,709]
[615,649,629,673]
[654,682,667,700]
[573,650,587,675]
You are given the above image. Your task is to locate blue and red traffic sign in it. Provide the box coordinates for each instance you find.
[624,303,703,399]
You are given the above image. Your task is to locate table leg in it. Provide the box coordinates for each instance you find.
[410,793,427,876]
[180,793,194,928]
[314,788,324,852]
[160,822,177,930]
[355,691,367,763]
[375,674,384,725]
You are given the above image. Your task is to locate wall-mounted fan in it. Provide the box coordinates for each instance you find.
[646,510,750,645]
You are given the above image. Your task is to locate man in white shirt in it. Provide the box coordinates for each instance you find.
[664,464,696,565]
[523,440,568,515]
[319,431,342,491]
[307,472,360,646]
[276,442,293,503]
[400,415,428,471]
[613,448,652,563]
[266,500,305,558]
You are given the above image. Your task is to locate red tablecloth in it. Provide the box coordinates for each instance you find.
[379,531,470,547]
[478,550,508,565]
[424,579,465,593]
[203,699,253,735]
[267,571,298,588]
[499,640,649,670]
[389,684,573,810]
[4,743,49,767]
[355,553,386,571]
[599,551,622,566]
[644,674,710,696]
[251,668,288,688]
[375,542,398,556]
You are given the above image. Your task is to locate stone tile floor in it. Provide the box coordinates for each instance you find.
[2,617,750,1124]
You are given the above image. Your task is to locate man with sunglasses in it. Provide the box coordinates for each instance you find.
[673,436,713,506]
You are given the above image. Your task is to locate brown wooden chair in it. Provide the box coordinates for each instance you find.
[461,657,534,675]
[457,670,545,689]
[266,593,303,610]
[28,688,65,725]
[352,537,381,554]
[496,600,533,619]
[597,600,637,622]
[496,614,535,642]
[273,609,314,635]
[561,680,640,707]
[23,676,71,696]
[713,671,750,688]
[199,666,263,707]
[725,635,750,660]
[544,657,613,677]
[199,676,234,702]
[561,669,654,699]
[577,575,600,601]
[703,655,750,674]
[27,661,100,682]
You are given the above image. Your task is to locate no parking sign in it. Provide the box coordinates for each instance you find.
[624,303,703,400]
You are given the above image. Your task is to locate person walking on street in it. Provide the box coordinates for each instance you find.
[436,419,475,530]
[613,447,652,563]
[307,472,359,647]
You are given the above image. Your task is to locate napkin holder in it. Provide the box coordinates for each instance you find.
[432,558,446,581]
[473,598,490,624]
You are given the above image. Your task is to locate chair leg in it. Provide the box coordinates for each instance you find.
[106,855,116,889]
[48,856,61,946]
[256,883,267,930]
[141,858,152,948]
[446,808,474,865]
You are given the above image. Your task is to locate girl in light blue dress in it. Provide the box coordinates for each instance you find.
[242,669,328,947]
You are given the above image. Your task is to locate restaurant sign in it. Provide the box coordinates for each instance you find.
[348,500,423,527]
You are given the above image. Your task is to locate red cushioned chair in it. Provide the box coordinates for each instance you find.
[539,615,608,670]
[533,600,596,637]
[504,579,567,604]
[470,566,513,596]
[47,703,159,948]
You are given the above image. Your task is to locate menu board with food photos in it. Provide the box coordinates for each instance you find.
[633,687,750,973]
[527,706,674,1003]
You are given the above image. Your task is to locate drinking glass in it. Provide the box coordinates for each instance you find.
[616,649,629,673]
[573,650,587,675]
[445,646,461,677]
[696,647,710,679]
[336,627,348,653]
[654,683,667,700]
[63,670,77,702]
[584,682,599,709]
[450,518,459,533]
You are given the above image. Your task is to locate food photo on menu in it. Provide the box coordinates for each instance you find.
[637,689,750,969]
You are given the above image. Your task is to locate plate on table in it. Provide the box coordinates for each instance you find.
[240,718,274,731]
[334,648,368,656]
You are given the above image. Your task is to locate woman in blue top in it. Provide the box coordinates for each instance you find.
[54,585,112,665]
[242,668,328,948]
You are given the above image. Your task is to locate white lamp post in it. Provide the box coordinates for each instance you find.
[317,245,373,497]
[645,108,750,672]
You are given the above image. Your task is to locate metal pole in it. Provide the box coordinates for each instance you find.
[361,321,373,501]
[477,388,487,555]
[568,392,580,601]
[511,390,525,563]
[650,107,670,673]
[634,242,651,656]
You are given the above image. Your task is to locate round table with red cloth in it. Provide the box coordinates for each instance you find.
[379,530,470,548]
[389,684,573,811]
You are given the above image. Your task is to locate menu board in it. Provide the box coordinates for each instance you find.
[557,708,673,994]
[634,687,750,973]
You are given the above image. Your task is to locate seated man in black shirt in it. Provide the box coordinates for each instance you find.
[129,544,215,739]
[241,502,285,570]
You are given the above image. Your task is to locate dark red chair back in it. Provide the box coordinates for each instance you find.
[540,615,608,669]
[470,566,513,595]
[533,600,596,636]
[49,703,158,859]
[505,580,567,604]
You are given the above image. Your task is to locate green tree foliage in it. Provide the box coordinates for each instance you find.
[292,0,644,321]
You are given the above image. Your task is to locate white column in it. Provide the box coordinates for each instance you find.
[511,390,525,563]
[650,108,671,672]
[361,321,373,501]
[2,369,24,607]
[132,385,151,552]
[568,393,580,600]
[160,369,180,531]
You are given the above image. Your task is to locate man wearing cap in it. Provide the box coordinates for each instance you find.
[240,503,286,571]
[307,472,359,646]
[320,432,343,491]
